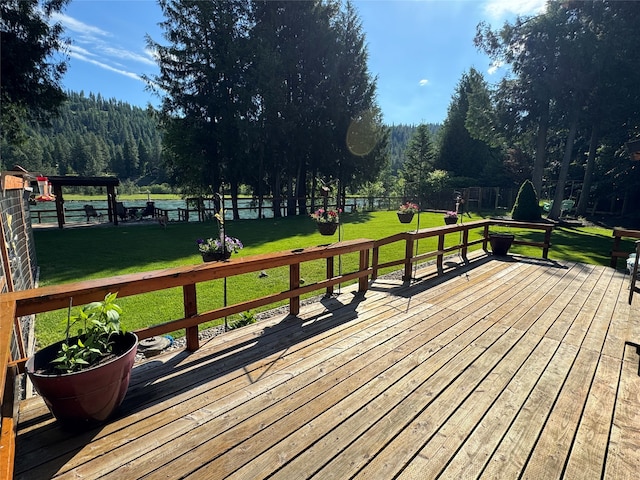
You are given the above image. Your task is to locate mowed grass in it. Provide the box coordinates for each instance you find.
[32,210,629,347]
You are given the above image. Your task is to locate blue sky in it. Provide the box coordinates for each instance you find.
[53,0,546,126]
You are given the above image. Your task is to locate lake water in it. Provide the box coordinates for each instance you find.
[30,198,279,224]
[29,197,383,225]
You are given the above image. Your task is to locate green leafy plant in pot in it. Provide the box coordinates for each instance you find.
[26,293,138,427]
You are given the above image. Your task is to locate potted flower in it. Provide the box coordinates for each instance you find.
[397,202,418,223]
[310,207,341,235]
[444,211,458,225]
[197,235,243,262]
[25,293,138,427]
[488,232,515,256]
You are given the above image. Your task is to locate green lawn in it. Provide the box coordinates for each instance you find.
[32,211,630,347]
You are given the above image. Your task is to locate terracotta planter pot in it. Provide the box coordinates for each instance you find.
[489,233,515,256]
[444,216,457,225]
[397,212,415,224]
[26,332,138,426]
[317,222,338,235]
[202,251,232,262]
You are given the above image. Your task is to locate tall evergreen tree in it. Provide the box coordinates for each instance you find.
[0,0,70,148]
[435,68,497,184]
[400,124,435,206]
[146,0,254,203]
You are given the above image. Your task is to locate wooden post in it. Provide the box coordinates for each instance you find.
[326,256,334,296]
[543,227,551,259]
[358,248,369,293]
[183,284,199,351]
[289,263,300,315]
[611,234,621,268]
[483,225,490,252]
[371,245,379,280]
[403,235,414,281]
[461,227,469,261]
[437,233,445,273]
[52,184,64,229]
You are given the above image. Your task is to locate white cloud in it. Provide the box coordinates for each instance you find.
[483,0,546,19]
[50,12,110,38]
[51,12,152,80]
[70,50,142,81]
[419,79,429,87]
[101,46,156,67]
[487,60,504,75]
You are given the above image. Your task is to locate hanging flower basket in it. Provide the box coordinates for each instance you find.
[202,251,232,262]
[317,222,338,236]
[444,216,457,225]
[397,212,414,224]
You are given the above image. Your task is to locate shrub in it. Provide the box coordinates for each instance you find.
[511,180,541,221]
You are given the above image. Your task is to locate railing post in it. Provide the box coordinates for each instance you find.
[290,263,300,315]
[326,256,335,296]
[358,248,369,293]
[403,233,414,281]
[183,284,199,351]
[461,226,469,261]
[371,245,379,280]
[610,231,621,268]
[482,224,490,252]
[437,233,445,273]
[543,227,551,259]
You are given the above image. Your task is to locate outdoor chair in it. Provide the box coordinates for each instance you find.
[83,204,102,223]
[141,201,155,218]
[116,202,128,221]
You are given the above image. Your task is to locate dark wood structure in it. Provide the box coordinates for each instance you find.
[46,176,120,228]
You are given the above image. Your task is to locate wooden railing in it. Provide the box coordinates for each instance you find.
[373,219,554,281]
[0,219,554,476]
[610,227,640,268]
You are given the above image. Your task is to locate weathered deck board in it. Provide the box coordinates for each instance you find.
[14,254,639,479]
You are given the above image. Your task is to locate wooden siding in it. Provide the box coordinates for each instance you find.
[15,253,640,479]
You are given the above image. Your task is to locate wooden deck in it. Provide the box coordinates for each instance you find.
[14,253,640,479]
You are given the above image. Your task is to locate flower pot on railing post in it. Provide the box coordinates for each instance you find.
[489,233,515,256]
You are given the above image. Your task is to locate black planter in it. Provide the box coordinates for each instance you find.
[397,212,415,224]
[26,332,138,426]
[317,222,339,236]
[202,251,232,262]
[444,216,457,225]
[489,233,515,256]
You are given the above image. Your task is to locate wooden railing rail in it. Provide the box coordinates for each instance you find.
[372,219,553,281]
[610,227,640,268]
[480,219,554,259]
[4,238,374,358]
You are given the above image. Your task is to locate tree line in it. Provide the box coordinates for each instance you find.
[1,92,165,190]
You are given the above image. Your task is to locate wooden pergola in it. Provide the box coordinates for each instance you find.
[46,176,120,228]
